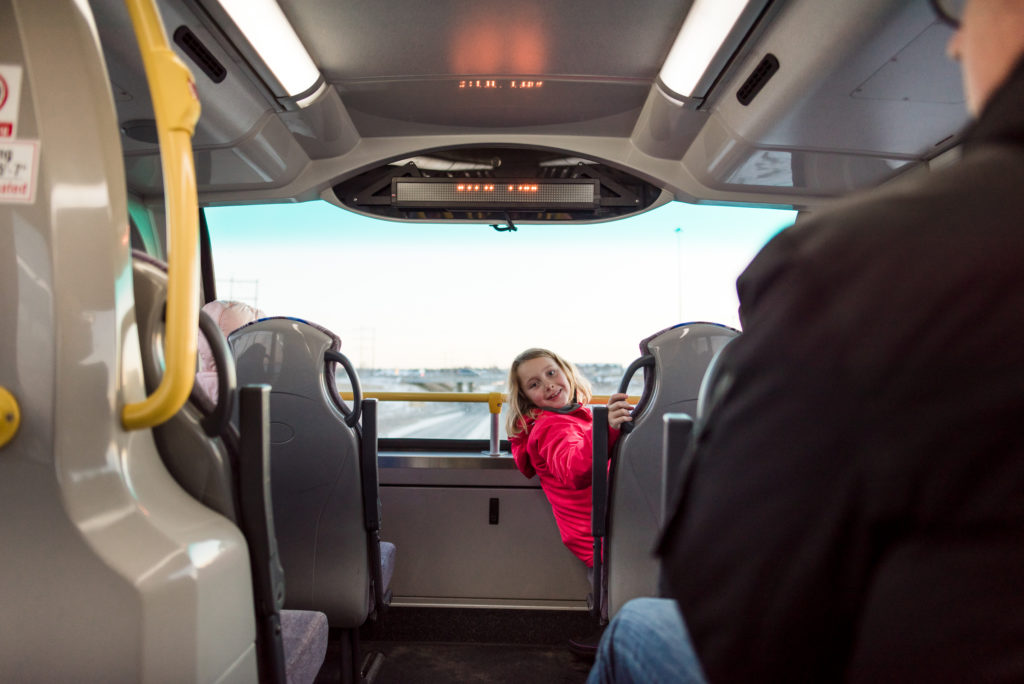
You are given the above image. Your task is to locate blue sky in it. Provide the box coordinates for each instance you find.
[206,200,795,368]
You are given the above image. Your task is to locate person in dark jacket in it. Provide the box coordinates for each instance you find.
[590,1,1024,682]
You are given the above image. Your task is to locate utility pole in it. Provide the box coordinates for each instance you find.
[675,227,683,321]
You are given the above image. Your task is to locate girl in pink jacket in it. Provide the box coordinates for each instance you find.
[507,348,633,567]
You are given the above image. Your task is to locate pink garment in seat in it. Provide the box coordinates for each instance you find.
[196,300,265,403]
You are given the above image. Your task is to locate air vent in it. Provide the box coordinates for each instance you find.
[736,53,779,106]
[121,119,158,143]
[173,26,226,84]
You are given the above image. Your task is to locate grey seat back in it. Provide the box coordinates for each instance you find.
[230,317,373,627]
[132,252,238,522]
[606,322,739,618]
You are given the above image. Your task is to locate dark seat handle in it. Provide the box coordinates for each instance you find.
[615,354,654,434]
[325,349,362,427]
[193,308,236,437]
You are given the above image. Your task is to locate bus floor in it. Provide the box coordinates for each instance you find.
[315,607,597,683]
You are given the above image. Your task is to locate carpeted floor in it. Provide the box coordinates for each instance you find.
[365,641,592,683]
[314,607,600,683]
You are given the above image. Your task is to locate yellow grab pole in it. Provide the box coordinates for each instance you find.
[338,392,639,410]
[121,0,202,430]
[337,391,640,454]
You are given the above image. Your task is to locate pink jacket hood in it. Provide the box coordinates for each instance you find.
[510,404,593,480]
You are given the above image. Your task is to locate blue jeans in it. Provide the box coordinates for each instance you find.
[586,598,707,684]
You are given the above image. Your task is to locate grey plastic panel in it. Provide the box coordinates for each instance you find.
[90,0,320,195]
[124,112,314,195]
[0,1,257,681]
[606,323,739,619]
[292,0,690,83]
[381,482,590,607]
[231,318,372,627]
[378,455,588,606]
[89,0,269,150]
[685,0,969,196]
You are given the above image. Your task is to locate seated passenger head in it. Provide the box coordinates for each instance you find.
[196,300,265,402]
[943,0,1024,116]
[506,348,593,434]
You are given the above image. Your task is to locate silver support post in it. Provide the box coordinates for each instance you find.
[488,412,501,456]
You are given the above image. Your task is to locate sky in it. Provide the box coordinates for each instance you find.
[206,200,795,369]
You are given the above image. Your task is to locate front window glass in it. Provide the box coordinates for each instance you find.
[206,200,795,439]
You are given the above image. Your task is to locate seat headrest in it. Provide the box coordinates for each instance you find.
[624,321,741,425]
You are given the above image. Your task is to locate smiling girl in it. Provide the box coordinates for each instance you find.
[506,348,633,568]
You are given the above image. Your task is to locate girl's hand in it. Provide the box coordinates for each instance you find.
[607,392,634,430]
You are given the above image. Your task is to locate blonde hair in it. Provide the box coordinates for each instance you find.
[505,348,593,436]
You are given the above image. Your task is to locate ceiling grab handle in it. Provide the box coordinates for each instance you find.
[121,0,202,430]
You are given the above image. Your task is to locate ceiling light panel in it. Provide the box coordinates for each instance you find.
[215,0,319,97]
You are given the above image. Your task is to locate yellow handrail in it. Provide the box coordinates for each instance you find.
[339,391,640,415]
[121,0,202,430]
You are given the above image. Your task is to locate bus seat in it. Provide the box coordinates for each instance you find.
[600,322,739,620]
[281,609,329,684]
[196,299,265,405]
[658,331,740,557]
[229,317,396,628]
[132,253,328,682]
[133,251,238,521]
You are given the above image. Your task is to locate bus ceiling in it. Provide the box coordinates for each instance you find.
[89,0,970,212]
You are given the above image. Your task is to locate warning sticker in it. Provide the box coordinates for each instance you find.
[0,64,23,138]
[0,140,40,203]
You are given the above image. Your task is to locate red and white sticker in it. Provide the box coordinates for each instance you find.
[0,64,23,138]
[0,140,39,203]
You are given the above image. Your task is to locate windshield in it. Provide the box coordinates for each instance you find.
[206,200,795,439]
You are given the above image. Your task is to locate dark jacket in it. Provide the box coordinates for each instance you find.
[658,57,1024,683]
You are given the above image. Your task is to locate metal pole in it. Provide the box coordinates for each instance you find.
[489,412,500,456]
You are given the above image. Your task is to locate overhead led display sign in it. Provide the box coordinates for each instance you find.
[458,79,544,89]
[391,178,599,209]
